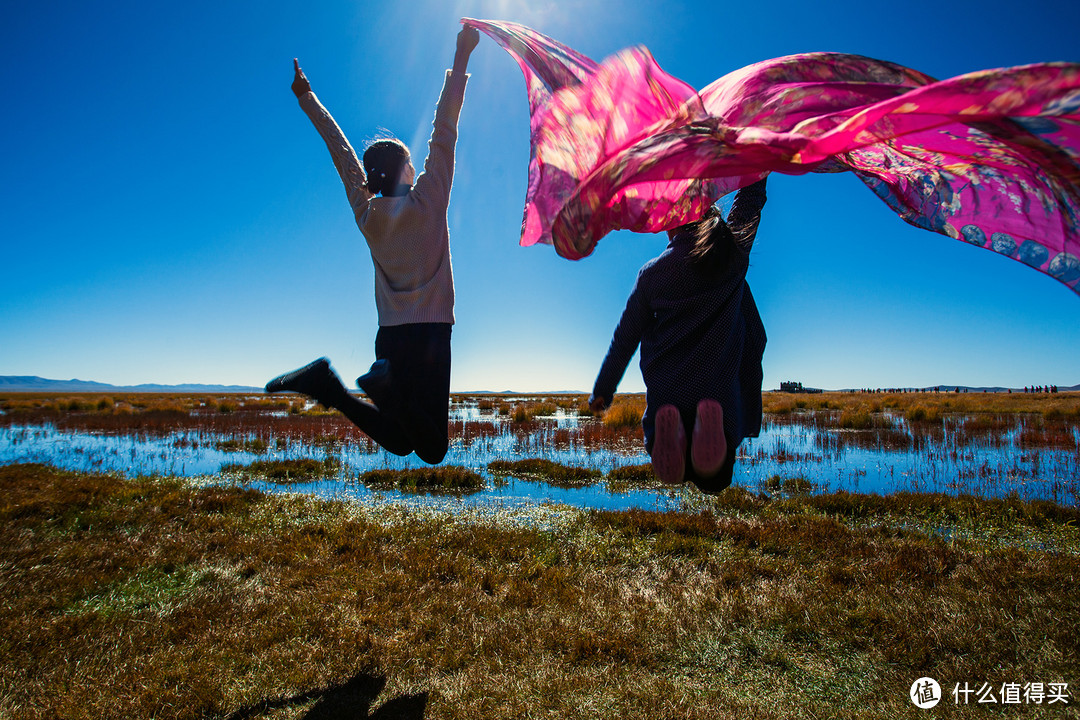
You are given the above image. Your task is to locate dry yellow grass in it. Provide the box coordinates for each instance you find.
[602,394,647,428]
[761,390,1080,418]
[2,463,1078,719]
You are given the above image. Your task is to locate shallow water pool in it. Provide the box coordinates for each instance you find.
[2,404,1076,510]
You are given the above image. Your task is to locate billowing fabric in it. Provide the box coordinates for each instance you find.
[464,18,1080,295]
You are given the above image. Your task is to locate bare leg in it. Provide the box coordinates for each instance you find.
[650,404,686,485]
[690,398,727,478]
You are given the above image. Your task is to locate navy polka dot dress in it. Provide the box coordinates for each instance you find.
[593,179,768,457]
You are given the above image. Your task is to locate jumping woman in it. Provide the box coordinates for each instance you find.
[265,26,480,465]
[590,178,768,492]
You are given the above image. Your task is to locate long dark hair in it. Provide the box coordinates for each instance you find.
[685,207,738,272]
[363,139,409,195]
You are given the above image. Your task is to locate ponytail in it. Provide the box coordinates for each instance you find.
[687,207,737,271]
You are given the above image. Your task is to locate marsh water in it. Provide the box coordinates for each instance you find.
[1,399,1077,511]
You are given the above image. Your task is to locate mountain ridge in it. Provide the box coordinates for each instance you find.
[0,376,262,394]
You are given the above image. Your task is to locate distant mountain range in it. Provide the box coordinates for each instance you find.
[0,376,262,394]
[0,375,1075,394]
[0,376,580,395]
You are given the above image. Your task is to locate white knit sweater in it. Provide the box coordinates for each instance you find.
[299,70,468,326]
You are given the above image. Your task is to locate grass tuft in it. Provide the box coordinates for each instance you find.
[765,475,816,494]
[487,458,603,488]
[220,456,341,483]
[214,438,268,454]
[606,463,658,490]
[360,466,484,494]
[602,396,645,428]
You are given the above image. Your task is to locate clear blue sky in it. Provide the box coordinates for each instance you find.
[3,0,1078,392]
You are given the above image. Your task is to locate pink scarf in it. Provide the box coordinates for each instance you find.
[465,18,1080,295]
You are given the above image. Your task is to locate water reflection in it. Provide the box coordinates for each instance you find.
[1,402,1077,509]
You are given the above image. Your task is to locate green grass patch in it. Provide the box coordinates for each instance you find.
[220,456,341,482]
[605,463,660,492]
[213,438,269,454]
[68,564,209,618]
[360,466,484,494]
[765,474,816,494]
[487,458,603,488]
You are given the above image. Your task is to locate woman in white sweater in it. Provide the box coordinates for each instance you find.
[266,26,479,465]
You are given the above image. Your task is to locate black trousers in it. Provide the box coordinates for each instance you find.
[332,323,451,465]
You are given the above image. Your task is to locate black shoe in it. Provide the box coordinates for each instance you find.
[265,357,335,399]
[356,359,394,408]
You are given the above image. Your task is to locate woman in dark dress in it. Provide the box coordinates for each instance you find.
[589,178,768,492]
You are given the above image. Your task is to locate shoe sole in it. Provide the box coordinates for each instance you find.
[651,405,686,485]
[691,398,727,479]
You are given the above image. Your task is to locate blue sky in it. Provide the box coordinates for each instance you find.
[3,0,1078,392]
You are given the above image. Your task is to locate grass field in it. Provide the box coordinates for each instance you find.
[2,463,1078,718]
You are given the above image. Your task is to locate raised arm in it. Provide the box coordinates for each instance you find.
[411,26,478,202]
[454,25,479,74]
[293,59,371,212]
[726,177,768,253]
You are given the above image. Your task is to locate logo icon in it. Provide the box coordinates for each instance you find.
[911,677,942,709]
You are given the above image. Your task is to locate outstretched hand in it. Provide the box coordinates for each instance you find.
[588,394,609,413]
[453,25,480,73]
[457,25,480,55]
[291,58,311,98]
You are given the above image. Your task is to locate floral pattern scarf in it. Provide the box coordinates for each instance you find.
[464,18,1080,295]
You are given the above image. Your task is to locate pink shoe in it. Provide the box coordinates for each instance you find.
[651,405,686,484]
[691,399,727,479]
